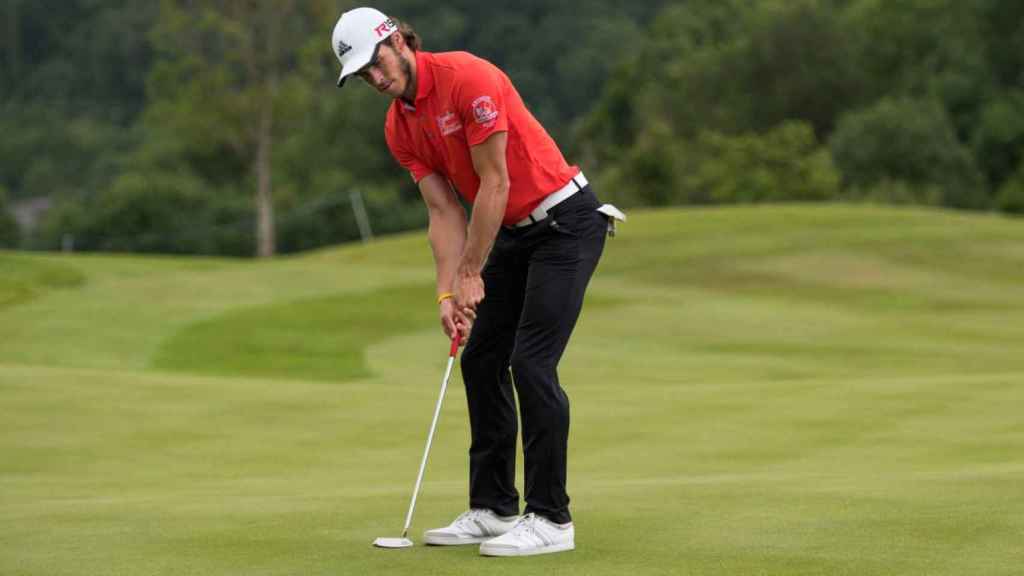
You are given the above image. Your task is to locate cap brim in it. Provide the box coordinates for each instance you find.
[336,43,381,88]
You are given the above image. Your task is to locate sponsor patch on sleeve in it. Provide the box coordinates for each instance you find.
[472,95,499,125]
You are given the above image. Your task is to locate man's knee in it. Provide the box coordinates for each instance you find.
[509,350,553,389]
[509,351,531,383]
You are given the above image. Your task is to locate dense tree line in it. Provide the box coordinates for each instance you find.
[579,0,1024,214]
[1,0,1021,256]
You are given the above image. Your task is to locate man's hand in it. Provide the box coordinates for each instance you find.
[454,272,485,312]
[439,298,472,343]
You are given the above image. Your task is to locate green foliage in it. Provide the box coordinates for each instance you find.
[4,0,1024,255]
[271,70,423,252]
[0,187,19,248]
[601,121,839,207]
[685,122,841,204]
[976,0,1024,89]
[417,0,666,146]
[829,98,986,209]
[581,1,861,160]
[841,0,991,131]
[738,1,865,136]
[2,0,154,116]
[842,179,942,207]
[971,91,1024,189]
[580,0,751,156]
[995,162,1024,215]
[581,0,1023,215]
[0,103,138,202]
[35,169,253,255]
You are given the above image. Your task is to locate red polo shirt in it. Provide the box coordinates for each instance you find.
[384,51,580,226]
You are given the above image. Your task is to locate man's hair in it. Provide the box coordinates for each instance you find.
[392,17,421,51]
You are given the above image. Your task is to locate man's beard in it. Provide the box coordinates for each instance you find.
[398,51,415,100]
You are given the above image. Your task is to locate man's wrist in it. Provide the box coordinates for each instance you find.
[456,261,481,278]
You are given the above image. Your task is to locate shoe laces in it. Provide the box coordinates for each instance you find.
[453,509,486,530]
[510,513,541,537]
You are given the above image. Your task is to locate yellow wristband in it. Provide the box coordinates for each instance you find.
[437,292,454,305]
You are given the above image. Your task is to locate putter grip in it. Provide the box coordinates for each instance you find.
[450,333,461,357]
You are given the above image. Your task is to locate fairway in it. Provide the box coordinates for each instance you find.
[2,205,1023,575]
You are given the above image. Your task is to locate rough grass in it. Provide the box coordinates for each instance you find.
[1,204,1023,575]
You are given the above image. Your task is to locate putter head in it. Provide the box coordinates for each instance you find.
[373,537,414,549]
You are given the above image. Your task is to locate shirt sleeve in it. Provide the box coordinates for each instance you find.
[454,61,509,147]
[385,116,435,183]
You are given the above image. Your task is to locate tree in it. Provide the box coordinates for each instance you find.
[739,1,864,137]
[0,186,20,248]
[995,161,1024,215]
[33,168,254,255]
[597,120,839,208]
[841,0,991,140]
[684,122,840,204]
[146,0,338,257]
[977,0,1024,90]
[971,91,1024,191]
[575,0,753,173]
[829,98,986,209]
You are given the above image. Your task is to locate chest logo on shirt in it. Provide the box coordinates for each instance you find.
[472,96,499,125]
[436,111,463,136]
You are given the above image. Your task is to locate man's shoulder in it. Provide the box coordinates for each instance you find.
[428,51,501,79]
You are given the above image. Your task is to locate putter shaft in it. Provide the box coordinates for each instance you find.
[400,335,460,538]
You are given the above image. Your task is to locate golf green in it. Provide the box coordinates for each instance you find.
[2,204,1022,575]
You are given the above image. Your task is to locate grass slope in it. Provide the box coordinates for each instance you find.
[1,204,1023,575]
[0,253,84,309]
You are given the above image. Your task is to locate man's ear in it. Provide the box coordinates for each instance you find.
[389,31,404,50]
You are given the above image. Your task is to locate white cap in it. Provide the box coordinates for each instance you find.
[332,7,398,88]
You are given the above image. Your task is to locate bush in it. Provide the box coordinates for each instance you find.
[35,170,253,255]
[600,120,840,207]
[683,121,841,204]
[0,187,20,248]
[841,179,943,206]
[829,98,987,209]
[594,120,690,208]
[995,163,1024,215]
[971,91,1024,190]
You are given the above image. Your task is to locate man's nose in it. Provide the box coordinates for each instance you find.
[367,67,385,87]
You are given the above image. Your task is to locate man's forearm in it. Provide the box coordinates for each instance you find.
[458,177,508,276]
[429,206,468,295]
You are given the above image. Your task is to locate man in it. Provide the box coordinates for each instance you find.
[331,7,624,557]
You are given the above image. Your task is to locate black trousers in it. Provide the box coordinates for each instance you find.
[460,185,607,525]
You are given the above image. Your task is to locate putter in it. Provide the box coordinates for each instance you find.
[373,332,462,549]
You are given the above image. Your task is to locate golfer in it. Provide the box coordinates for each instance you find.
[332,7,623,557]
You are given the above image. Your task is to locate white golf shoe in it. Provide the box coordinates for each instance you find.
[422,509,520,545]
[479,513,575,557]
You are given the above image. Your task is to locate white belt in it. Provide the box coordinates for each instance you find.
[512,172,588,228]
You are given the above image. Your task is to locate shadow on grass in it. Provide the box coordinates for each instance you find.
[151,283,438,383]
[0,253,86,309]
